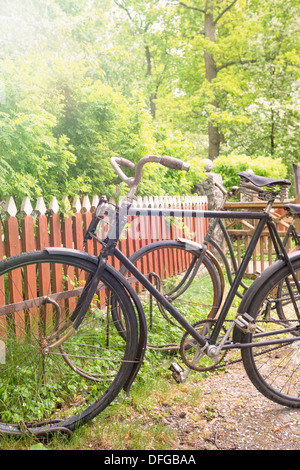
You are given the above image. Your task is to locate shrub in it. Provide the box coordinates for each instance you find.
[213,153,287,189]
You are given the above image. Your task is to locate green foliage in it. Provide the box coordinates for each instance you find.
[136,125,205,197]
[30,443,48,450]
[0,0,299,204]
[213,153,287,189]
[0,42,199,204]
[0,110,76,203]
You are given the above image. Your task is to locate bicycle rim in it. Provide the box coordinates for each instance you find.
[241,260,300,407]
[0,251,138,435]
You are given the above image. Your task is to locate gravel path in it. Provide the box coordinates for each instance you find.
[170,363,300,450]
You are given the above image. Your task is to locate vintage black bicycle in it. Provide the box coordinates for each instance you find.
[118,174,300,361]
[1,155,300,436]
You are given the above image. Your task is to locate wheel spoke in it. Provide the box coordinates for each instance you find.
[0,251,138,434]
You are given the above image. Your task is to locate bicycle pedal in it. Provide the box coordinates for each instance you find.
[169,362,186,383]
[234,313,264,334]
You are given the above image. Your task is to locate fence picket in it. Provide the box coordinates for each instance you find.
[35,197,54,324]
[82,196,93,255]
[20,198,38,331]
[21,197,35,252]
[5,197,20,257]
[0,194,209,258]
[4,198,25,336]
[48,197,65,320]
[72,198,85,289]
[60,197,77,312]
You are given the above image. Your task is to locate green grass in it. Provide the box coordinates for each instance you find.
[0,269,245,450]
[0,361,212,450]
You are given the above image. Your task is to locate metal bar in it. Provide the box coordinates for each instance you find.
[128,208,268,220]
[223,335,300,350]
[210,217,268,342]
[114,246,209,349]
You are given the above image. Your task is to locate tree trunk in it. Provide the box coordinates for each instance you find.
[204,1,221,159]
[145,45,156,119]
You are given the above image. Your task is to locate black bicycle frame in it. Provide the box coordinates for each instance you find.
[207,216,299,301]
[106,207,280,350]
[210,218,246,293]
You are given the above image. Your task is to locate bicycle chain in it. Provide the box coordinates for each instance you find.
[211,343,287,370]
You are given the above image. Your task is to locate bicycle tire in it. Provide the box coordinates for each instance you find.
[112,240,222,352]
[0,250,139,435]
[240,257,300,407]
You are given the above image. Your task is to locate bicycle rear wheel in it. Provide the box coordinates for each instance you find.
[114,240,222,352]
[0,250,139,435]
[241,258,300,407]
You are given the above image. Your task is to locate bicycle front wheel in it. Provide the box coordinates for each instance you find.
[241,258,300,407]
[0,250,139,435]
[115,240,222,352]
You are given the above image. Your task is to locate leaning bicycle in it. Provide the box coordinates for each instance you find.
[1,155,300,437]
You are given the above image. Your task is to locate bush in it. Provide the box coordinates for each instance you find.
[213,153,287,190]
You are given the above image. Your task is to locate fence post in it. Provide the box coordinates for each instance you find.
[36,197,49,250]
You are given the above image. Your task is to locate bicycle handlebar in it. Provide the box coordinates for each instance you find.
[110,157,136,186]
[110,155,190,189]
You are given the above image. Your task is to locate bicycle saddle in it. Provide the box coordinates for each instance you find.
[238,171,291,187]
[283,204,300,215]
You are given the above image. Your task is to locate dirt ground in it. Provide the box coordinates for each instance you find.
[163,362,300,450]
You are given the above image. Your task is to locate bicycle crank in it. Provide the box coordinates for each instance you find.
[179,319,227,372]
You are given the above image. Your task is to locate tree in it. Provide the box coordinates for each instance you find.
[111,0,178,119]
[225,0,300,178]
[161,0,259,159]
[0,0,298,201]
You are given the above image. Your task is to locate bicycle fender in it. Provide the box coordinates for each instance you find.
[44,247,147,394]
[107,266,148,395]
[233,251,300,344]
[45,246,99,266]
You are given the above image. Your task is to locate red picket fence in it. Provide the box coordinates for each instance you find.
[0,194,208,266]
[0,193,208,336]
